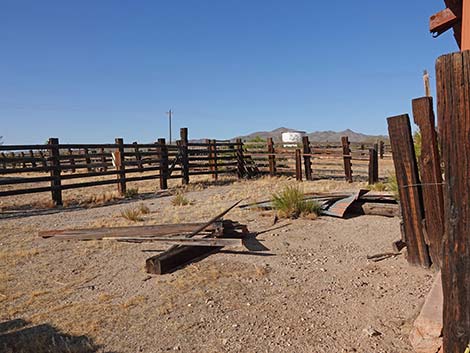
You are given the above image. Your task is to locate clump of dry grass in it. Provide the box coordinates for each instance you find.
[138,203,150,214]
[172,192,191,206]
[124,187,139,198]
[120,207,143,222]
[272,185,321,219]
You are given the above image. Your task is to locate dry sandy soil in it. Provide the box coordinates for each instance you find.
[0,175,433,353]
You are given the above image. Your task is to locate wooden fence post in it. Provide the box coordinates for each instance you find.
[100,147,107,171]
[0,152,6,169]
[68,148,76,173]
[295,149,302,181]
[302,136,312,180]
[114,138,126,195]
[379,141,385,159]
[267,137,276,176]
[157,138,168,190]
[84,147,92,172]
[180,128,189,185]
[412,96,444,269]
[436,50,470,353]
[210,139,218,180]
[29,150,37,168]
[48,138,62,206]
[368,145,378,185]
[387,114,430,268]
[235,138,245,179]
[341,136,353,183]
[133,141,143,172]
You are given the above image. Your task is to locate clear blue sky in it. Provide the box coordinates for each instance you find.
[0,0,458,144]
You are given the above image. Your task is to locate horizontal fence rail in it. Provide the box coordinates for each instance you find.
[0,128,389,206]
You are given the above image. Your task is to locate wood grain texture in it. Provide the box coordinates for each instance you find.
[412,97,445,269]
[436,50,470,353]
[387,114,431,268]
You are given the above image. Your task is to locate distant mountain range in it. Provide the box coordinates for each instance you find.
[234,127,388,143]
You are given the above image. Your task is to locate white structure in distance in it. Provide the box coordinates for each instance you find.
[281,131,306,147]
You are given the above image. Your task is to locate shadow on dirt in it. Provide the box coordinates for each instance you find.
[0,318,116,353]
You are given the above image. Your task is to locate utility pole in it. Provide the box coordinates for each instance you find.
[166,109,172,144]
[423,70,431,97]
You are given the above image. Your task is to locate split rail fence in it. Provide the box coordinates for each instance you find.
[0,128,388,206]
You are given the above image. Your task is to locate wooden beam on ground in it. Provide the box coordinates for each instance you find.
[105,237,243,247]
[436,50,470,353]
[412,97,445,269]
[387,114,431,268]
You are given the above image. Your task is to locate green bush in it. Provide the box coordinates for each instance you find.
[272,185,321,219]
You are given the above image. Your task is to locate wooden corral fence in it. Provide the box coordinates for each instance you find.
[0,128,389,206]
[243,136,388,182]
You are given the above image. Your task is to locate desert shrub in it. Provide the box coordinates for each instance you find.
[386,172,399,200]
[120,207,143,222]
[367,182,388,192]
[272,185,321,219]
[138,203,150,214]
[124,188,139,198]
[172,192,191,206]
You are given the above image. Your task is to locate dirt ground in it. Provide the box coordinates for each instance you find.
[0,175,433,353]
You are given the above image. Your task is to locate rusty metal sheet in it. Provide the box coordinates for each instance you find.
[320,189,370,218]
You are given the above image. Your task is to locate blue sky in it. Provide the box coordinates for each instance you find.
[0,0,458,144]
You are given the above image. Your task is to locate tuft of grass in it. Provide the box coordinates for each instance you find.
[120,207,143,222]
[367,182,388,192]
[172,192,191,206]
[271,185,321,219]
[138,203,150,214]
[386,172,399,200]
[124,187,139,198]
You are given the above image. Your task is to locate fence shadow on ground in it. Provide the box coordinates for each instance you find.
[0,319,116,353]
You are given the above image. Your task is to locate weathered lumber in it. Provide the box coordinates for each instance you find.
[267,137,276,176]
[436,50,470,353]
[387,114,431,268]
[114,138,126,195]
[302,136,313,180]
[106,237,243,247]
[295,149,302,181]
[412,96,445,269]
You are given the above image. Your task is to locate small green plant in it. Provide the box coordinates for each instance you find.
[172,192,191,206]
[367,182,388,192]
[120,207,143,222]
[386,172,399,200]
[138,203,150,214]
[124,187,139,198]
[414,130,422,162]
[271,185,321,219]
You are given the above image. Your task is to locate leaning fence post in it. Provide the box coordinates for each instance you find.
[157,138,168,190]
[180,128,189,185]
[412,96,444,269]
[295,149,302,181]
[114,138,126,195]
[302,136,312,180]
[387,114,430,268]
[379,141,385,159]
[235,138,245,179]
[341,136,353,183]
[267,137,276,176]
[436,51,470,353]
[48,138,62,206]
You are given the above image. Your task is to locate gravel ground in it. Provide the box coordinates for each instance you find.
[0,177,433,353]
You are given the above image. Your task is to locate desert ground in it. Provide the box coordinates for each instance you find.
[0,172,434,353]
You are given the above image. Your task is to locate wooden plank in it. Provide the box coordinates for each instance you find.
[436,50,470,353]
[104,237,243,247]
[295,149,302,181]
[157,138,168,190]
[236,138,245,178]
[463,0,470,49]
[430,7,459,36]
[179,128,189,184]
[412,96,445,269]
[368,145,379,185]
[387,114,431,268]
